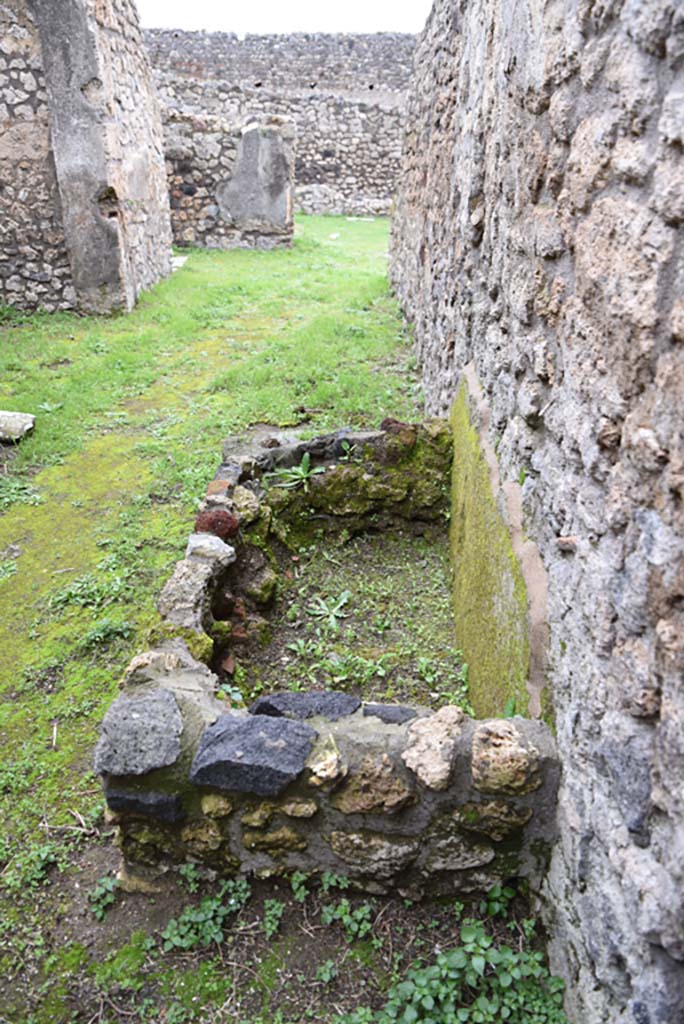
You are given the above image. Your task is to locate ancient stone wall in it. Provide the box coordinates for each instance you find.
[1,0,171,314]
[166,113,295,249]
[0,2,75,311]
[390,1,684,1021]
[145,30,414,216]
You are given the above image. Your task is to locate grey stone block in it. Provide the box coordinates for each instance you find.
[95,689,183,777]
[190,714,317,796]
[0,411,35,442]
[249,691,361,721]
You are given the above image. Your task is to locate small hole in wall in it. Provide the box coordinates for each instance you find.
[97,186,120,220]
[368,84,375,90]
[254,81,262,88]
[309,82,317,89]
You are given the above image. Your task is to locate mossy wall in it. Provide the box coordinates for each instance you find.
[449,385,529,718]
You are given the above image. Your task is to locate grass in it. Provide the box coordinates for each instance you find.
[0,215,422,1020]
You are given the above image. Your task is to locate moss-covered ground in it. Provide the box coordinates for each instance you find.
[0,217,563,1024]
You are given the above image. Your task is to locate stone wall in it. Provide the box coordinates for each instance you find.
[0,0,171,314]
[390,1,684,1022]
[0,2,75,311]
[145,30,414,216]
[165,113,295,250]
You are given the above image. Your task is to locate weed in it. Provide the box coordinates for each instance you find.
[160,878,251,951]
[78,616,133,649]
[1,841,61,893]
[89,875,119,921]
[306,590,351,632]
[315,959,339,984]
[322,899,374,942]
[290,870,310,904]
[479,884,517,919]
[0,476,42,511]
[339,919,568,1024]
[0,559,17,583]
[268,451,326,493]
[48,570,131,610]
[321,871,351,893]
[263,898,285,938]
[179,862,202,894]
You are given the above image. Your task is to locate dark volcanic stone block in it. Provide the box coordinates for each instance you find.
[105,788,186,824]
[94,689,183,777]
[363,703,418,725]
[249,691,361,721]
[190,714,318,796]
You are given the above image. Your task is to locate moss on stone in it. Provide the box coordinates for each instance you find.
[145,621,214,664]
[449,386,529,718]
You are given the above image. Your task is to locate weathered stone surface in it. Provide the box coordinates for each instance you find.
[329,831,420,878]
[241,802,275,828]
[250,691,361,722]
[146,30,414,217]
[180,819,223,854]
[453,801,533,843]
[424,834,495,873]
[185,533,236,569]
[201,793,233,819]
[190,714,317,796]
[231,485,261,525]
[3,0,171,314]
[331,754,414,815]
[281,798,318,818]
[363,703,418,725]
[243,826,307,854]
[306,734,348,790]
[95,689,182,777]
[401,706,465,790]
[194,508,240,540]
[0,412,35,443]
[157,559,216,632]
[471,722,541,796]
[390,0,684,1014]
[104,788,186,824]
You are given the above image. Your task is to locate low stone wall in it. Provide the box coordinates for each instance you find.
[96,420,559,893]
[165,114,295,250]
[98,644,558,893]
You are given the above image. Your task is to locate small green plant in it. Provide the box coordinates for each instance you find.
[321,871,351,893]
[339,919,568,1024]
[160,878,251,951]
[78,617,133,649]
[479,883,516,919]
[306,590,351,631]
[0,476,42,511]
[0,560,17,583]
[216,681,245,705]
[503,697,517,718]
[1,841,61,893]
[322,898,374,942]
[49,570,131,610]
[263,898,285,938]
[315,958,339,984]
[89,875,119,921]
[178,862,202,894]
[268,451,326,493]
[290,870,310,904]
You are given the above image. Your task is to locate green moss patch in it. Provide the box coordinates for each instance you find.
[449,385,530,717]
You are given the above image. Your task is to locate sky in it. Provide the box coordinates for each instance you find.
[136,0,433,36]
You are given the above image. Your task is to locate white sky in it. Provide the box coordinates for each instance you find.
[136,0,433,35]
